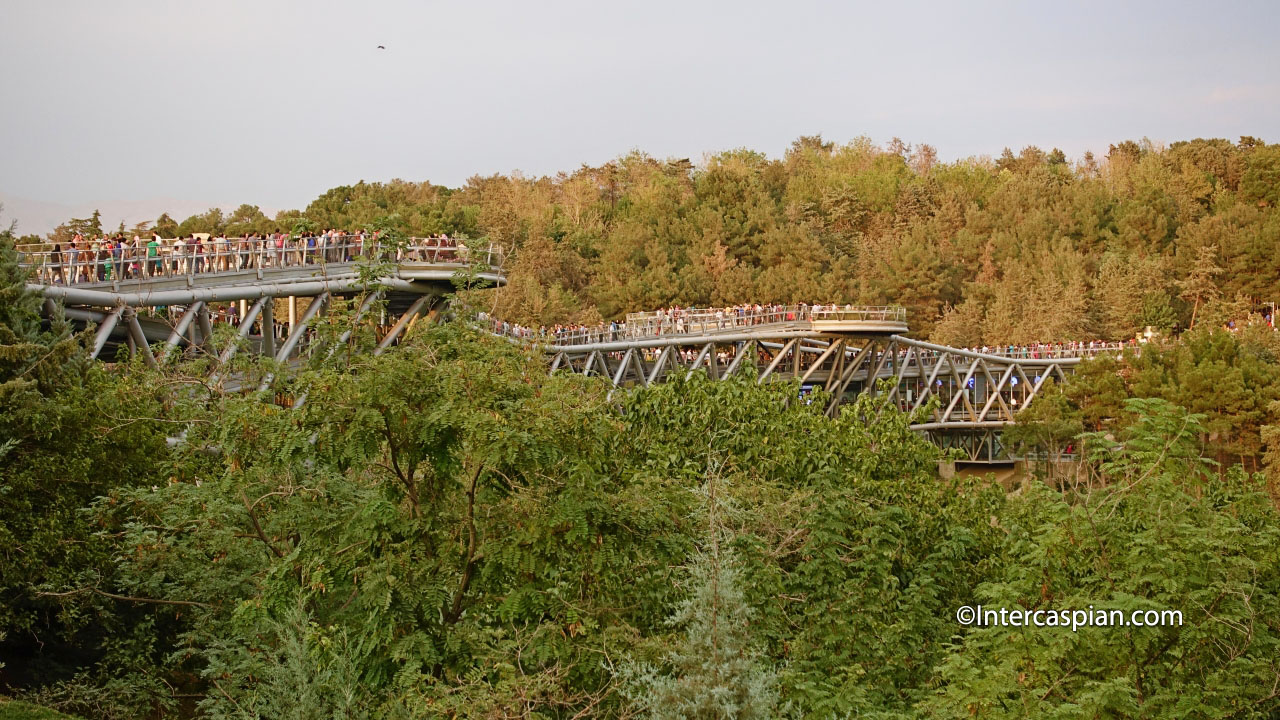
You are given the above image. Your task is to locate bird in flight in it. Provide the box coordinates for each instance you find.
[377,45,386,50]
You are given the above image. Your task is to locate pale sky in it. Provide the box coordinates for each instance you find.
[2,0,1278,235]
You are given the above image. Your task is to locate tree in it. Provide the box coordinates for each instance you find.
[0,232,168,714]
[1177,244,1222,328]
[1241,145,1280,207]
[925,399,1280,719]
[152,213,178,237]
[1004,379,1084,484]
[65,210,102,238]
[622,455,780,719]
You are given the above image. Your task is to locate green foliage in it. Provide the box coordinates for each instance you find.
[11,133,1280,715]
[0,234,168,714]
[0,698,85,720]
[1240,144,1280,207]
[1005,379,1084,481]
[1014,330,1280,468]
[621,544,781,719]
[925,399,1280,719]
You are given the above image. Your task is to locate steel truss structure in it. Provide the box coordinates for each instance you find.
[21,239,505,367]
[21,242,1119,461]
[547,332,1106,460]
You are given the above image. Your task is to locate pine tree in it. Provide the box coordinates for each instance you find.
[622,458,780,719]
[1177,244,1222,329]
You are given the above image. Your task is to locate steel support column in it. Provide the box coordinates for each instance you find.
[260,297,276,359]
[124,307,158,368]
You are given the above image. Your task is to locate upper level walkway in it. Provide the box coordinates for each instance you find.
[18,235,506,306]
[480,304,911,350]
[478,304,1128,361]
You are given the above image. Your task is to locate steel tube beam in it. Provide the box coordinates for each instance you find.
[260,297,276,359]
[799,338,844,385]
[28,276,423,308]
[757,338,797,383]
[258,294,332,392]
[543,328,838,354]
[612,349,634,386]
[375,294,432,355]
[124,308,158,368]
[889,335,1083,367]
[161,302,204,359]
[215,296,268,370]
[723,341,751,378]
[196,307,215,353]
[90,307,124,360]
[647,346,672,385]
[275,293,329,363]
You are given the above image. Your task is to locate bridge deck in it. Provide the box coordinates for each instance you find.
[20,238,1133,461]
[19,237,505,306]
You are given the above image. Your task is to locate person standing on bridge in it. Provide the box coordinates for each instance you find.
[91,237,105,281]
[48,243,64,284]
[273,231,285,267]
[145,235,159,278]
[131,235,144,279]
[65,234,80,284]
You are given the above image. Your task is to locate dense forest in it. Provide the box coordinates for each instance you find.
[27,135,1280,345]
[4,135,1280,718]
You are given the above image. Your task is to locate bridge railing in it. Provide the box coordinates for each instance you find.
[618,304,907,339]
[477,304,908,347]
[916,342,1130,361]
[17,235,505,286]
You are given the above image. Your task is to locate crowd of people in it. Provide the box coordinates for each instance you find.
[952,340,1135,359]
[479,303,907,345]
[21,232,471,285]
[476,304,1130,360]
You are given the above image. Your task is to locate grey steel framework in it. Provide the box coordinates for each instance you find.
[525,320,1123,462]
[20,242,1126,461]
[20,237,506,367]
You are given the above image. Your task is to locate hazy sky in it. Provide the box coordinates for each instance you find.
[2,0,1278,234]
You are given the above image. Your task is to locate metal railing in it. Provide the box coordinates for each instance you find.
[622,304,905,337]
[476,304,909,347]
[17,235,505,286]
[928,343,1130,360]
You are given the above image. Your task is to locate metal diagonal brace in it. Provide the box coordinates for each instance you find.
[258,293,332,392]
[375,294,433,355]
[629,346,649,386]
[90,306,125,360]
[976,363,1016,422]
[758,338,798,383]
[160,301,204,361]
[723,340,752,378]
[647,346,673,385]
[799,338,844,385]
[611,348,634,387]
[123,308,158,368]
[210,297,268,384]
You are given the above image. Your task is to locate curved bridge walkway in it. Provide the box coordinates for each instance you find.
[484,306,1125,462]
[21,243,1124,461]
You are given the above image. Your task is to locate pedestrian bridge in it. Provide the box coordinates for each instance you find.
[19,241,1127,461]
[482,306,1125,461]
[20,237,504,365]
